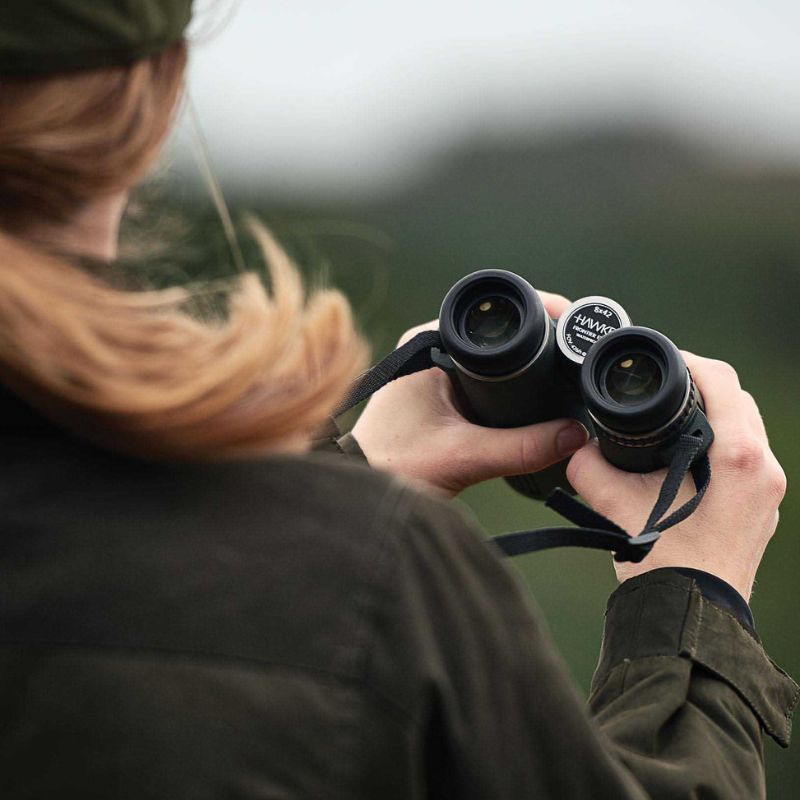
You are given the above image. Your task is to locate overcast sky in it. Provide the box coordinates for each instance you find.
[181,0,800,196]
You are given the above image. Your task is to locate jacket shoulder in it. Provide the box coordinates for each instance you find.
[0,446,465,678]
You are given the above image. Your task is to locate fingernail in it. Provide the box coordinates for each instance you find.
[557,423,589,457]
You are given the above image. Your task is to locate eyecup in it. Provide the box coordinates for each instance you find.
[439,269,547,378]
[581,327,688,436]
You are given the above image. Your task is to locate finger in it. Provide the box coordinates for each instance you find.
[397,319,438,347]
[740,390,768,439]
[565,440,669,532]
[460,418,589,484]
[538,290,571,319]
[565,439,651,503]
[676,353,767,442]
[682,351,743,434]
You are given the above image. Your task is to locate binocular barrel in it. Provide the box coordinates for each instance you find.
[581,327,713,473]
[438,270,577,499]
[437,269,710,500]
[438,270,560,426]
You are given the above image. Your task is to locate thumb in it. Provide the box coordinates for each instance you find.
[461,418,589,484]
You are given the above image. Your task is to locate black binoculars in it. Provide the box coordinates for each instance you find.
[434,269,712,500]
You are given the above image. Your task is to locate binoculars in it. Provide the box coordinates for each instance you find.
[434,269,712,500]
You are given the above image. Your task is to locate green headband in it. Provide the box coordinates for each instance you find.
[0,1,193,75]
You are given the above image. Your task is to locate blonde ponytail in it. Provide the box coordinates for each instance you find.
[0,44,368,459]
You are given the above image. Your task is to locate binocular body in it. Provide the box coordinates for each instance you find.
[435,269,712,500]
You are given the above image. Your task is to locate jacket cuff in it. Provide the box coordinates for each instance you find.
[670,567,755,633]
[594,569,798,747]
[335,432,368,463]
[309,418,369,464]
[309,417,344,454]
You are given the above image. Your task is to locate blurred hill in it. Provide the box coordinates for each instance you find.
[127,127,800,794]
[214,128,800,359]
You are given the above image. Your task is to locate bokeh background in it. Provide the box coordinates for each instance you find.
[139,1,800,794]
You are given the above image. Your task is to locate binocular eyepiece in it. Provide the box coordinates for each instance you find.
[436,269,712,500]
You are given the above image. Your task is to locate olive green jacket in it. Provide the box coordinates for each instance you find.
[0,399,795,798]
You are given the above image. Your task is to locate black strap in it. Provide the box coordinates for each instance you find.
[492,436,711,563]
[334,331,712,564]
[333,330,443,417]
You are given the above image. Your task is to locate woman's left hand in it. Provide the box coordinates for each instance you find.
[351,292,589,497]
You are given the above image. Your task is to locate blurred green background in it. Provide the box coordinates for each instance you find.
[134,126,799,795]
[165,1,800,791]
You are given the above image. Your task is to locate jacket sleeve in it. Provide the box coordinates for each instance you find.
[367,488,798,800]
[588,570,796,798]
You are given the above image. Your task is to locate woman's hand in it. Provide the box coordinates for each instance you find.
[566,353,787,600]
[352,291,589,497]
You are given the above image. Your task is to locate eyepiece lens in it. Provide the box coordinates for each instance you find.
[604,353,663,406]
[464,295,521,348]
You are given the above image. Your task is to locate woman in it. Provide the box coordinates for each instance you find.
[0,2,794,798]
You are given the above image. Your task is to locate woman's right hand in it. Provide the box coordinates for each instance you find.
[566,353,787,601]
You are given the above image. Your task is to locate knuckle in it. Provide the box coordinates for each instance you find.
[710,359,739,381]
[741,390,764,418]
[741,390,756,405]
[721,434,765,473]
[742,391,767,422]
[766,461,788,503]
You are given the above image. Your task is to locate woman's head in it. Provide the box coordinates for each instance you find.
[0,9,368,460]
